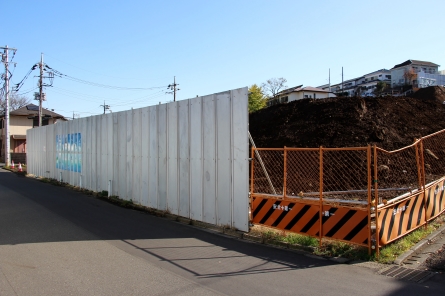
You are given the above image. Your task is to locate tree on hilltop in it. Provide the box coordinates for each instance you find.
[248,84,267,113]
[261,77,288,99]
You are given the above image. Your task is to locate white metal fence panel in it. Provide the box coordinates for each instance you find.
[27,87,249,231]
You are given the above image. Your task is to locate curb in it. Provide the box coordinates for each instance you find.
[394,222,445,265]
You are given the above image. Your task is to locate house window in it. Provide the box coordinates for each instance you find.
[33,118,49,128]
[304,95,309,98]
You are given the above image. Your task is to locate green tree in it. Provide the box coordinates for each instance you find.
[374,81,387,96]
[248,84,267,113]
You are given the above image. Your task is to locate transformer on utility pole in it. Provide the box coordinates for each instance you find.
[167,76,180,102]
[38,53,44,127]
[100,101,110,114]
[1,45,17,166]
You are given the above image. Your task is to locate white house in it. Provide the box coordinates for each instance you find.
[267,85,335,106]
[390,60,440,87]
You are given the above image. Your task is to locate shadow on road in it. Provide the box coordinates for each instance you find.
[1,169,444,295]
[0,169,330,278]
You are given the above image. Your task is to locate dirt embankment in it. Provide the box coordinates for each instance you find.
[249,86,445,151]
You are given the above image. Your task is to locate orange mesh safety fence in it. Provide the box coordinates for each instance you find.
[285,149,320,198]
[421,130,445,185]
[322,148,369,202]
[252,149,284,196]
[252,147,370,202]
[251,129,445,252]
[375,144,421,204]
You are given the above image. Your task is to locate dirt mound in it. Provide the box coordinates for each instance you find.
[249,95,445,150]
[411,86,445,102]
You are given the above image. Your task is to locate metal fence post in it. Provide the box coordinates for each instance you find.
[248,132,277,195]
[250,146,255,222]
[419,139,428,226]
[319,146,323,247]
[373,145,380,257]
[283,147,287,198]
[415,139,423,191]
[367,145,372,255]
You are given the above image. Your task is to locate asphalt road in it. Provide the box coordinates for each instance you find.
[1,169,444,295]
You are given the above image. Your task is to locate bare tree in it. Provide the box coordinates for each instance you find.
[403,68,416,85]
[0,93,31,113]
[261,77,288,98]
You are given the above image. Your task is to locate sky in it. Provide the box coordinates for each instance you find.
[3,0,445,118]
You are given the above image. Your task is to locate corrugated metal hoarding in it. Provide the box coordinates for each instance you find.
[27,87,249,231]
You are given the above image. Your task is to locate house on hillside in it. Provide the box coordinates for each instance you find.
[267,85,335,107]
[390,60,443,88]
[318,69,391,97]
[0,104,67,163]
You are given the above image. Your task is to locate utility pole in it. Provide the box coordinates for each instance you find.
[167,76,180,102]
[1,45,17,167]
[100,101,110,114]
[329,68,331,93]
[38,53,44,126]
[342,67,344,96]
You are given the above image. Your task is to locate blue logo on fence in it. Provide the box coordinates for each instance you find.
[55,133,82,173]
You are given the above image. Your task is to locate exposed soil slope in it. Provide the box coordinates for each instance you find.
[411,85,445,103]
[249,87,445,150]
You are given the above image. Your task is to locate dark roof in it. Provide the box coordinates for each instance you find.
[392,60,440,69]
[277,85,304,95]
[278,85,331,95]
[7,104,67,120]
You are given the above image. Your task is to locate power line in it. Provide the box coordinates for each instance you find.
[14,64,38,92]
[44,53,172,82]
[50,86,166,106]
[16,87,38,96]
[47,64,167,90]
